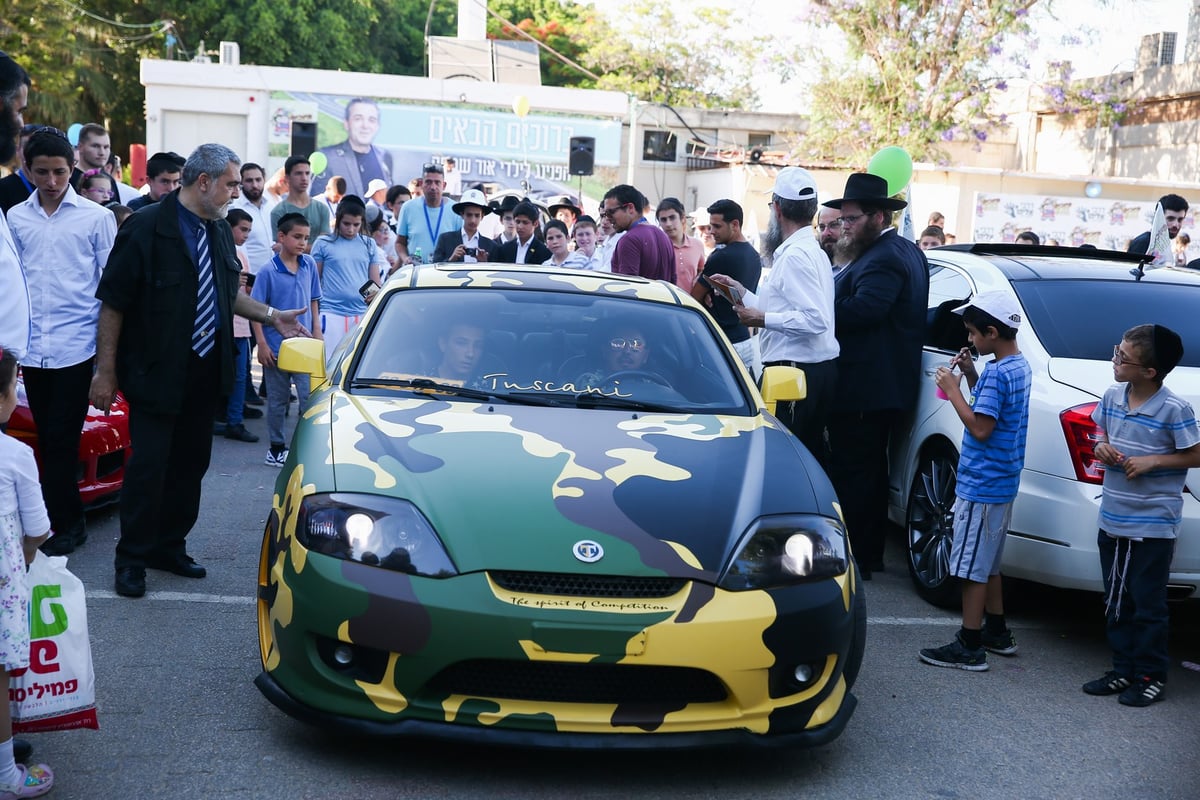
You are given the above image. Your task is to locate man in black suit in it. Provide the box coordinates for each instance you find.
[432,189,496,263]
[493,201,551,265]
[823,173,929,579]
[90,144,309,598]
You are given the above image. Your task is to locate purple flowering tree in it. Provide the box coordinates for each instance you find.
[799,0,1041,162]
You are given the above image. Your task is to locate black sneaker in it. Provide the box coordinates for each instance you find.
[224,423,260,443]
[1118,676,1165,707]
[981,628,1018,656]
[242,406,264,419]
[919,634,988,671]
[1082,670,1132,696]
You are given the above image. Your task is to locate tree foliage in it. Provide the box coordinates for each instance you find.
[0,0,457,154]
[487,0,599,89]
[801,0,1041,163]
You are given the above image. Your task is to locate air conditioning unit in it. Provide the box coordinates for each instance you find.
[219,41,240,66]
[1137,31,1176,69]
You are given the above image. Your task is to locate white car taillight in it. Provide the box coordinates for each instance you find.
[1060,402,1104,485]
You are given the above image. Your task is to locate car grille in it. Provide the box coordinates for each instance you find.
[424,659,727,705]
[490,571,686,598]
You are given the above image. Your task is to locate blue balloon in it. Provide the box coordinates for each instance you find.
[67,123,83,147]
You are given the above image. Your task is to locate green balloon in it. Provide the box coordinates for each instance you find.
[308,151,328,176]
[867,146,913,196]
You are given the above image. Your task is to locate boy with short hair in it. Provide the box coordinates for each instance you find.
[1084,324,1200,706]
[495,201,551,265]
[251,213,322,467]
[568,217,602,270]
[919,291,1032,671]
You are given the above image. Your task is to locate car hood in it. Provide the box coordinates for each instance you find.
[321,393,831,580]
[1048,359,1200,494]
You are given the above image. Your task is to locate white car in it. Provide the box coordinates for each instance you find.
[888,244,1200,606]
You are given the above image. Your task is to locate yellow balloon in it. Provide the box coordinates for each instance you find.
[512,95,530,118]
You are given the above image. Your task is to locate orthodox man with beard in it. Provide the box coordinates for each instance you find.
[824,172,929,580]
[706,167,838,462]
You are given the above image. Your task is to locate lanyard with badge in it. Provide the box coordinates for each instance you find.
[423,201,445,249]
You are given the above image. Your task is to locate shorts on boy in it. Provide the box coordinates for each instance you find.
[949,498,1013,583]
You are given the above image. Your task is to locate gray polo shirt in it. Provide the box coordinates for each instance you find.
[1092,383,1200,538]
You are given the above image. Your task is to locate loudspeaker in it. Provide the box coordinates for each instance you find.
[290,121,318,157]
[569,136,595,176]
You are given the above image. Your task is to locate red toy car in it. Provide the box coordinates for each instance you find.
[5,371,131,508]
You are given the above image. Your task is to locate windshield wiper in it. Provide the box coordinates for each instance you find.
[572,393,678,412]
[348,377,561,406]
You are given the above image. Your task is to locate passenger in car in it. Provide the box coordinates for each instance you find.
[431,321,487,386]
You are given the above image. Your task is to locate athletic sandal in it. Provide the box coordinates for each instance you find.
[0,763,54,799]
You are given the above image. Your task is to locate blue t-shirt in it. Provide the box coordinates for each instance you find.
[396,198,462,261]
[955,353,1032,504]
[250,253,321,356]
[1092,383,1200,538]
[310,233,387,316]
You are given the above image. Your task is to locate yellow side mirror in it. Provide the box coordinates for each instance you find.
[760,365,806,417]
[278,338,327,382]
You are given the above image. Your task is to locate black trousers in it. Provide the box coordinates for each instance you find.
[115,352,219,569]
[825,409,899,567]
[22,358,94,539]
[1098,530,1174,682]
[763,358,837,465]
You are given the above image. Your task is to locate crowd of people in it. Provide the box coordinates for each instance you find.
[2,47,1200,797]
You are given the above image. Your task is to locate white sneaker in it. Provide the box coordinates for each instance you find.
[264,448,288,467]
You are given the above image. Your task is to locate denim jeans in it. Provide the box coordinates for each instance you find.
[225,337,250,426]
[264,364,311,448]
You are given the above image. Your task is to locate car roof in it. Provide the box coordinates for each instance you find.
[932,243,1200,285]
[387,263,693,304]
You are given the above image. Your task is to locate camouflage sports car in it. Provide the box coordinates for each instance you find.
[255,265,865,748]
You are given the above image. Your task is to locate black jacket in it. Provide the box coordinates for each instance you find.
[493,236,552,265]
[432,230,497,263]
[95,190,241,414]
[833,228,929,412]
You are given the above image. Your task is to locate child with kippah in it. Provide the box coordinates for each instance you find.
[1084,324,1200,706]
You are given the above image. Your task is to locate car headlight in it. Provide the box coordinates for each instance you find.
[296,493,458,578]
[719,515,848,590]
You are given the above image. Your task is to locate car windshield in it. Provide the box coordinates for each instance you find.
[1015,279,1200,367]
[349,289,753,414]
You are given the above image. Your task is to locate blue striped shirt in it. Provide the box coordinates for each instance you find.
[956,354,1032,504]
[1092,383,1200,539]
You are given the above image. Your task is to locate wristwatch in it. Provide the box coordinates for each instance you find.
[265,306,277,323]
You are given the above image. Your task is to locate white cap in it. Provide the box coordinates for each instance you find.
[772,167,818,201]
[365,179,388,197]
[953,291,1022,329]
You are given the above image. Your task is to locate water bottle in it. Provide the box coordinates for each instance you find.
[413,247,423,265]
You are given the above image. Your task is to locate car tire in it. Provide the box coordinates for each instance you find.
[905,441,960,608]
[843,574,867,690]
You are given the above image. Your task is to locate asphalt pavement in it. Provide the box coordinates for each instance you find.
[27,404,1200,799]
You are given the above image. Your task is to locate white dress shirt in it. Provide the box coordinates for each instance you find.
[0,211,31,361]
[8,187,116,368]
[230,193,278,273]
[742,225,839,364]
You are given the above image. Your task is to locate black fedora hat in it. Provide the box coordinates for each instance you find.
[823,172,907,211]
[490,195,521,215]
[547,195,582,217]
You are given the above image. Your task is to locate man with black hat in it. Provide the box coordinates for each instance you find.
[547,195,582,231]
[824,172,929,579]
[433,189,495,263]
